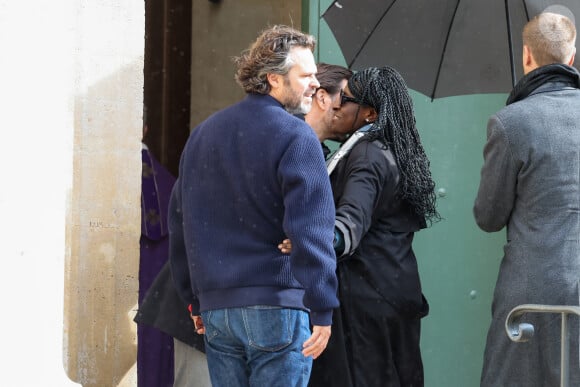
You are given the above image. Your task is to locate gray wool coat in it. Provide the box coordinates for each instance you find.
[474,81,580,386]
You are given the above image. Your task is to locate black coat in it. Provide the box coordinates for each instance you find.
[332,138,427,316]
[134,261,205,352]
[310,137,429,387]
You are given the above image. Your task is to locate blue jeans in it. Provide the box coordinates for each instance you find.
[201,306,313,387]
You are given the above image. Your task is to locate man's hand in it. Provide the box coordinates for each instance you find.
[191,315,205,335]
[302,325,331,359]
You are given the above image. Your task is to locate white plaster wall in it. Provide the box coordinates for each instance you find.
[0,1,78,385]
[0,1,143,385]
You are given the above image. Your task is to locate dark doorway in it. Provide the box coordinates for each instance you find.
[143,0,192,177]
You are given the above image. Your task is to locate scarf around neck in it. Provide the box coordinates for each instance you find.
[506,63,580,105]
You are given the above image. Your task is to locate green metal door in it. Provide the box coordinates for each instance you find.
[305,1,506,385]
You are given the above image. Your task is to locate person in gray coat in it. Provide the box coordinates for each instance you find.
[474,11,580,386]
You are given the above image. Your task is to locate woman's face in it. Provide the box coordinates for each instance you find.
[330,86,374,140]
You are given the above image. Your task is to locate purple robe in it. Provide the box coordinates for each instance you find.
[138,146,176,387]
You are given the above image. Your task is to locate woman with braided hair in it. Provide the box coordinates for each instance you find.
[312,66,439,387]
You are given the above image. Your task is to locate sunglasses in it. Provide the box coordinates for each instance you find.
[340,89,361,106]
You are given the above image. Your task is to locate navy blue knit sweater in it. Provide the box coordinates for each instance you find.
[169,94,339,326]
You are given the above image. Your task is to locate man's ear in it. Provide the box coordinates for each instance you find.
[523,45,530,64]
[568,48,576,66]
[314,89,327,109]
[267,73,282,91]
[523,45,535,68]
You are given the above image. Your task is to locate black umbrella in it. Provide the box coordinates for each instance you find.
[322,0,579,99]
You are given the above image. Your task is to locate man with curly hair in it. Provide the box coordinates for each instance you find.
[169,25,339,387]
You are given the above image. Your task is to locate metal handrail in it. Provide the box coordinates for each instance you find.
[505,304,580,387]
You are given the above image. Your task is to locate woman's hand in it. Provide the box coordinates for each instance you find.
[277,238,292,254]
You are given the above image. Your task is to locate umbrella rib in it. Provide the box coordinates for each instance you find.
[430,0,462,100]
[506,0,516,88]
[507,0,530,88]
[348,0,399,68]
[522,0,529,20]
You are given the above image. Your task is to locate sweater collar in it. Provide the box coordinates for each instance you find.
[246,93,285,109]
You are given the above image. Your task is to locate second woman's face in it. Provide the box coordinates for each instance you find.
[331,86,372,140]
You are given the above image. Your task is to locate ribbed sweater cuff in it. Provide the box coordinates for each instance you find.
[309,309,333,326]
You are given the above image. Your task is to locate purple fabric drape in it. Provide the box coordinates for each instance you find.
[138,147,177,387]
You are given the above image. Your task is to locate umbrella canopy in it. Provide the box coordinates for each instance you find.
[323,0,580,99]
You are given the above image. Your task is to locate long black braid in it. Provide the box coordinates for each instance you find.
[348,66,440,224]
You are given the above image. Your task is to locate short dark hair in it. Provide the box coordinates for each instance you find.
[315,63,352,95]
[234,25,316,95]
